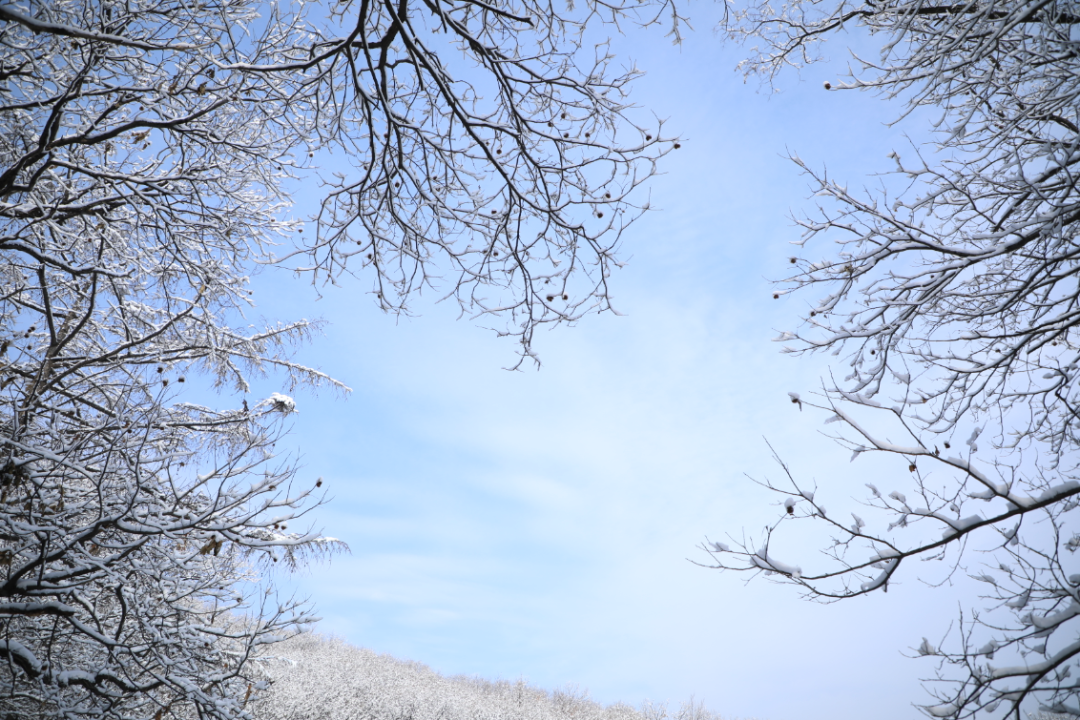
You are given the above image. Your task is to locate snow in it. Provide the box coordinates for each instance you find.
[254,634,288,646]
[1030,601,1080,631]
[859,558,898,592]
[751,549,802,579]
[268,392,298,414]
[0,600,77,617]
[955,515,982,531]
[254,633,724,720]
[1037,481,1080,504]
[991,639,1080,680]
[850,513,865,532]
[0,639,41,676]
[58,670,97,686]
[1005,590,1030,610]
[941,514,983,540]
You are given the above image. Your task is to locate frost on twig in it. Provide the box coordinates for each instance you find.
[0,0,680,713]
[718,0,1080,711]
[705,392,1080,719]
[0,0,685,712]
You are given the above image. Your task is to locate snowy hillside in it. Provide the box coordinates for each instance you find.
[251,633,750,720]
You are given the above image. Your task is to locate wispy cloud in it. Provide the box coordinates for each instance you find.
[252,10,957,720]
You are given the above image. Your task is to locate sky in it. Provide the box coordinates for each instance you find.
[232,9,994,720]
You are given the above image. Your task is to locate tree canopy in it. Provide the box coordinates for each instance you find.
[0,0,672,716]
[706,0,1080,718]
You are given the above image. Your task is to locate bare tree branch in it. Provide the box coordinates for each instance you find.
[713,0,1080,717]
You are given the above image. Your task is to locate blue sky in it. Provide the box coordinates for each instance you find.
[238,10,981,720]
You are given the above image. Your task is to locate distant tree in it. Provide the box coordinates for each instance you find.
[0,0,672,717]
[252,632,732,720]
[703,1,1080,718]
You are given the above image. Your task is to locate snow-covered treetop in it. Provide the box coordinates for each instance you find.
[252,633,748,720]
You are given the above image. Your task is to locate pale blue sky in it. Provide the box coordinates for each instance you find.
[239,10,982,720]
